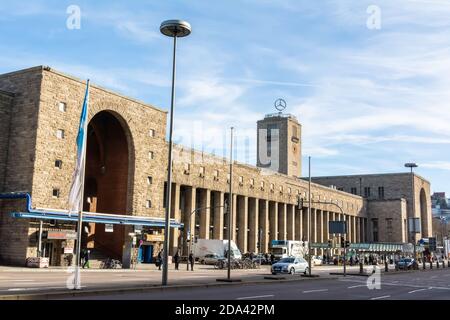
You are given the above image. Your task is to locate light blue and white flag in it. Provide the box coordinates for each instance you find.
[68,80,90,215]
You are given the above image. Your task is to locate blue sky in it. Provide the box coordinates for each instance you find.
[1,0,450,195]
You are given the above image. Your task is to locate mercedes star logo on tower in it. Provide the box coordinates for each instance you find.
[274,98,287,112]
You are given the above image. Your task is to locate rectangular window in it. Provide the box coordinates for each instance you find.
[250,178,255,186]
[378,186,385,199]
[56,129,64,139]
[364,187,371,198]
[147,176,153,185]
[58,102,66,112]
[149,129,155,137]
[54,160,62,169]
[146,200,152,208]
[52,188,60,198]
[214,170,219,178]
[350,187,357,195]
[148,151,154,159]
[199,167,205,176]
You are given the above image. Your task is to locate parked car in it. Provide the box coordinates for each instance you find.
[312,255,323,266]
[199,253,224,265]
[396,258,415,270]
[253,254,269,265]
[271,257,309,275]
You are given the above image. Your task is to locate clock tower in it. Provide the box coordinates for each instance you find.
[256,103,302,177]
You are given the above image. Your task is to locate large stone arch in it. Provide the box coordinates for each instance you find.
[83,105,136,260]
[87,102,136,216]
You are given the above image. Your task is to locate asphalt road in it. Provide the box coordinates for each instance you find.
[0,264,344,296]
[65,268,450,300]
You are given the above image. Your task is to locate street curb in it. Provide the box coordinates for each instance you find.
[0,275,338,300]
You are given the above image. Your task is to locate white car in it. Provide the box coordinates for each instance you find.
[271,257,309,275]
[312,255,323,266]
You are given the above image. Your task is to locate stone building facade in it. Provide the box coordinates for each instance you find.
[311,174,432,244]
[0,66,432,267]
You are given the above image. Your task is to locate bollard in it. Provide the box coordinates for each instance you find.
[385,261,388,272]
[430,261,433,269]
[422,259,426,270]
[359,262,364,274]
[437,260,440,269]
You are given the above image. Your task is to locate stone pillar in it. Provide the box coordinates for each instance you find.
[199,189,211,239]
[302,207,309,242]
[356,217,361,243]
[237,196,248,253]
[183,186,196,254]
[269,201,278,243]
[287,204,295,240]
[352,216,357,243]
[278,203,287,241]
[259,199,269,253]
[231,194,237,242]
[248,198,259,253]
[312,209,317,243]
[213,191,224,240]
[296,208,303,241]
[170,183,181,255]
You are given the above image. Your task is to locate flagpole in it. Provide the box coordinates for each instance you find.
[74,79,90,290]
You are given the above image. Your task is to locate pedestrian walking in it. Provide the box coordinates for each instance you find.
[157,250,163,270]
[174,250,180,270]
[82,249,90,269]
[188,252,194,271]
[270,253,275,265]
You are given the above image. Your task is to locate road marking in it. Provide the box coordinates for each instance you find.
[236,295,274,300]
[348,285,366,289]
[370,295,390,300]
[408,288,428,294]
[302,289,328,293]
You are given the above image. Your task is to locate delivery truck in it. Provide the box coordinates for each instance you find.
[192,239,242,260]
[270,240,308,260]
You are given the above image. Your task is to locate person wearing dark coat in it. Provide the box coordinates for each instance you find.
[188,252,194,271]
[174,251,180,270]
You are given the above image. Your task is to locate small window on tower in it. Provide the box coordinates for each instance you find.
[55,160,62,169]
[58,102,66,112]
[149,129,155,137]
[56,129,64,139]
[148,151,154,159]
[147,176,153,185]
[146,200,152,208]
[52,188,60,198]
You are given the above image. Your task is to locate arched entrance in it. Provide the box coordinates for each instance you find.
[82,110,132,260]
[419,188,428,237]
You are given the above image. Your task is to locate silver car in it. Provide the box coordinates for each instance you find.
[199,253,224,265]
[271,257,309,275]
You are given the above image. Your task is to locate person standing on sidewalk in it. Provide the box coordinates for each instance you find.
[174,250,180,270]
[188,252,194,271]
[157,250,163,270]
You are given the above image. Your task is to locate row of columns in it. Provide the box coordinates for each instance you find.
[169,184,368,256]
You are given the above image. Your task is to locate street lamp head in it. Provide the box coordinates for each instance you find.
[404,162,418,168]
[160,20,191,37]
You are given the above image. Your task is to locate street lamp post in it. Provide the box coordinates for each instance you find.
[405,162,418,270]
[160,19,191,286]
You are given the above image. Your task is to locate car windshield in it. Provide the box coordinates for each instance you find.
[279,258,295,263]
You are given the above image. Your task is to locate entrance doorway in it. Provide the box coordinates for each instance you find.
[83,111,133,261]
